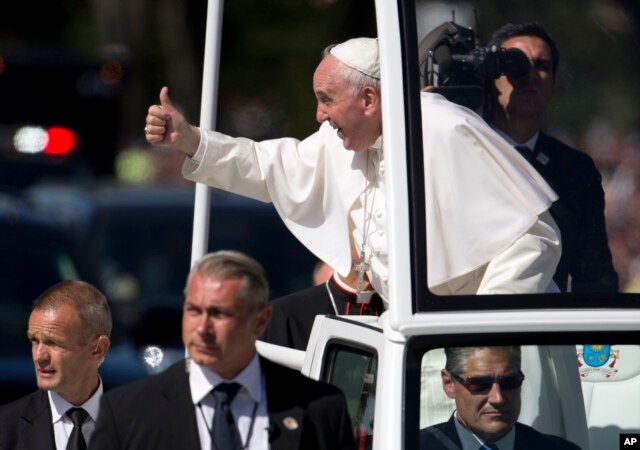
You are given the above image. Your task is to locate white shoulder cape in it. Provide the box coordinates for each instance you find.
[421,93,557,287]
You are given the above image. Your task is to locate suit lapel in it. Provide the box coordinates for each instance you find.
[267,405,305,450]
[262,358,304,450]
[441,416,463,449]
[159,361,201,449]
[17,391,56,450]
[513,423,538,450]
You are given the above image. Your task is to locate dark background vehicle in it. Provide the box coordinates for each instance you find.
[26,183,318,304]
[25,182,320,373]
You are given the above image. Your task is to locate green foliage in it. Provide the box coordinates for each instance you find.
[216,0,376,138]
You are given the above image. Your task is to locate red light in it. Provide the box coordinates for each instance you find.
[44,127,77,155]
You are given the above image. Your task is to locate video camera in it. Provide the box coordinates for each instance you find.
[419,21,530,114]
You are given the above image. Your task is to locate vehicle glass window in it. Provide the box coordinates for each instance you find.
[418,344,640,450]
[409,1,640,309]
[94,219,193,307]
[323,344,378,449]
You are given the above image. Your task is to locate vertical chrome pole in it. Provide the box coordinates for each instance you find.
[190,0,224,267]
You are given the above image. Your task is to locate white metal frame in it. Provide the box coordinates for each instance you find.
[190,0,225,267]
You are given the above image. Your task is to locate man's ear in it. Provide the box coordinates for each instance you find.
[254,305,272,337]
[441,369,456,399]
[91,335,111,361]
[361,86,380,116]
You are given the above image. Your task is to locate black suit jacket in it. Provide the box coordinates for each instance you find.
[527,133,617,292]
[0,390,57,450]
[261,283,337,351]
[420,415,581,449]
[90,357,355,450]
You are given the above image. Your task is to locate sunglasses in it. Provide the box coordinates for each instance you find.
[449,370,525,395]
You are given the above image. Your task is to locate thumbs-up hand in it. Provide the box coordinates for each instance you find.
[145,86,200,157]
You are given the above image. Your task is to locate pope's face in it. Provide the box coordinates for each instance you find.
[182,272,271,379]
[28,305,97,402]
[442,348,521,442]
[313,55,381,152]
[491,35,555,122]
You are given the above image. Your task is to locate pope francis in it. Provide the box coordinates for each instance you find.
[144,37,561,305]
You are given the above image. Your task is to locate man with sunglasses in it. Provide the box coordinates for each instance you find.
[420,346,581,450]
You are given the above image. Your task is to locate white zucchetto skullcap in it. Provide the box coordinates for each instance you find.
[330,37,379,79]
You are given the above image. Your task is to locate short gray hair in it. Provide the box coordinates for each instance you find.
[187,250,269,309]
[32,280,112,341]
[322,44,381,95]
[444,346,521,374]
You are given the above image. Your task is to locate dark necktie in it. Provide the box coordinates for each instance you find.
[479,443,499,450]
[515,144,534,162]
[211,382,243,450]
[515,144,550,167]
[65,408,89,450]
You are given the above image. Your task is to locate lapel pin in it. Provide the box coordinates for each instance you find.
[283,417,299,430]
[536,152,550,166]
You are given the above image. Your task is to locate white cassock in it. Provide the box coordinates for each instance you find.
[183,92,561,304]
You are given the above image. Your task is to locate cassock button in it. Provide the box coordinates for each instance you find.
[374,210,386,228]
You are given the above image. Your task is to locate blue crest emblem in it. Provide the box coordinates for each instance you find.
[583,345,611,367]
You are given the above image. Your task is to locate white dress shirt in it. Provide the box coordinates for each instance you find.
[189,353,269,450]
[48,379,103,450]
[492,127,539,151]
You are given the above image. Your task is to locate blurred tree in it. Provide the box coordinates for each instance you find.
[207,0,377,138]
[90,0,376,154]
[1,0,638,175]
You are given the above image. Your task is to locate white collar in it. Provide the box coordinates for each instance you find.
[48,378,103,424]
[332,272,375,303]
[370,134,383,152]
[189,353,263,406]
[492,127,539,151]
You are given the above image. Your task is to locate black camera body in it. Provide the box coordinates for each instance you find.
[419,21,530,114]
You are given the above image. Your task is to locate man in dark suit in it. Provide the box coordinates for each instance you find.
[486,22,618,293]
[420,346,581,450]
[0,281,112,450]
[90,250,355,450]
[262,243,383,352]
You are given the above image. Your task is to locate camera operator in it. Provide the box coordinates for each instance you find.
[485,22,618,293]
